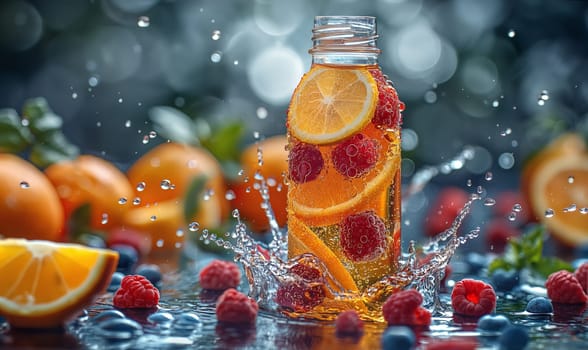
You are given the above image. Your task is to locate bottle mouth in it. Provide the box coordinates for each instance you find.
[310,16,380,54]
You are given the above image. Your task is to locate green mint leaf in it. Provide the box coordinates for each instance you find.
[21,97,51,122]
[29,132,79,168]
[201,121,244,162]
[0,108,32,152]
[149,106,200,145]
[532,256,574,278]
[183,175,208,224]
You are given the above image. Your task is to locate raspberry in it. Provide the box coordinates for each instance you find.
[369,69,402,129]
[331,133,379,178]
[575,262,588,294]
[339,211,387,262]
[546,270,588,304]
[425,338,478,350]
[275,263,326,312]
[382,289,432,327]
[199,259,242,290]
[485,219,519,254]
[335,310,364,336]
[215,288,258,324]
[424,187,469,237]
[451,279,496,317]
[113,275,160,309]
[288,142,324,183]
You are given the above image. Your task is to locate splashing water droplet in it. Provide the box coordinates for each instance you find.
[160,179,172,190]
[483,198,496,206]
[563,204,577,213]
[499,128,512,136]
[225,189,236,201]
[238,169,245,176]
[149,131,157,139]
[537,90,549,106]
[118,98,123,103]
[256,107,268,119]
[136,182,146,192]
[101,213,109,225]
[232,209,240,218]
[211,30,221,40]
[137,16,150,27]
[492,100,500,108]
[88,76,99,87]
[188,222,199,232]
[466,179,472,187]
[484,172,493,181]
[203,189,214,201]
[142,135,149,144]
[19,181,30,189]
[507,29,516,38]
[508,212,517,222]
[568,176,575,184]
[124,120,131,128]
[580,208,588,214]
[176,229,184,238]
[118,197,127,205]
[210,51,222,63]
[72,92,78,99]
[512,203,522,212]
[545,208,555,218]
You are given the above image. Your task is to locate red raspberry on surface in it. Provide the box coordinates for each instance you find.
[425,338,478,350]
[113,275,160,309]
[216,288,259,324]
[546,270,588,304]
[575,262,588,294]
[382,289,432,326]
[451,279,496,317]
[484,219,520,253]
[275,263,326,312]
[335,310,364,336]
[331,133,379,179]
[369,69,402,129]
[339,210,387,262]
[199,259,242,291]
[424,187,469,237]
[288,142,324,183]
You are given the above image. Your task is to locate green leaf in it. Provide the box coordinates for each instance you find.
[22,97,51,122]
[201,121,244,162]
[29,132,79,168]
[533,256,574,278]
[0,109,32,152]
[149,106,200,145]
[183,175,208,223]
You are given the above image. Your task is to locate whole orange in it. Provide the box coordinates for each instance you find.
[44,155,134,231]
[125,142,229,249]
[229,135,288,232]
[0,153,64,240]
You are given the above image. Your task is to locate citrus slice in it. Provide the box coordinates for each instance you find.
[288,65,378,144]
[288,216,358,293]
[0,239,118,328]
[289,125,400,227]
[528,154,588,245]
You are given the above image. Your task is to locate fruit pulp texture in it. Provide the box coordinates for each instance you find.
[287,64,401,293]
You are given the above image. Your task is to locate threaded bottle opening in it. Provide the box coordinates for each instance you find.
[310,16,380,64]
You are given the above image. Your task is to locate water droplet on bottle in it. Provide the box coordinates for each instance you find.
[544,208,555,218]
[150,215,157,221]
[188,222,199,232]
[568,176,575,184]
[483,198,496,206]
[512,204,522,212]
[507,29,516,38]
[225,189,236,200]
[160,179,171,190]
[136,182,146,191]
[124,120,132,128]
[211,30,221,40]
[256,107,268,119]
[137,16,150,27]
[133,197,141,205]
[118,197,127,205]
[101,213,109,225]
[580,207,588,214]
[210,51,222,63]
[563,204,577,213]
[19,181,30,189]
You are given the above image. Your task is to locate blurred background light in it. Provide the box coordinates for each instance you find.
[0,0,43,52]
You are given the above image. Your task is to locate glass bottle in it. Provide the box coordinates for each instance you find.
[286,16,403,318]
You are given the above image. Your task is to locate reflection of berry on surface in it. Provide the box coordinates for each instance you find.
[288,142,324,184]
[424,187,469,237]
[113,275,160,309]
[199,260,242,291]
[335,310,364,336]
[425,338,478,350]
[382,289,431,326]
[451,279,496,317]
[545,270,588,304]
[339,210,387,262]
[275,263,326,312]
[332,133,379,178]
[216,288,258,324]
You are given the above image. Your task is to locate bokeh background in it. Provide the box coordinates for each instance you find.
[1,0,587,187]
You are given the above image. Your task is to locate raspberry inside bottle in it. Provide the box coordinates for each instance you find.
[286,16,404,319]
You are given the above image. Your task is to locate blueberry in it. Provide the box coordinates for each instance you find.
[108,271,125,292]
[93,309,126,323]
[476,314,511,332]
[526,296,553,314]
[381,326,415,350]
[498,325,529,350]
[96,318,143,341]
[465,252,489,274]
[574,243,588,259]
[111,244,139,273]
[135,264,162,286]
[490,269,519,292]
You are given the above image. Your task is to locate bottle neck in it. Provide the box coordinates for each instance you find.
[309,16,380,66]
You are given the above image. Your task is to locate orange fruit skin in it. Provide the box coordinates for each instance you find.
[44,155,134,231]
[0,153,64,240]
[521,133,588,246]
[229,135,288,232]
[125,143,229,249]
